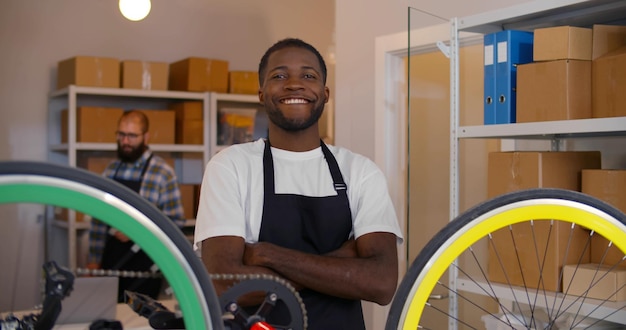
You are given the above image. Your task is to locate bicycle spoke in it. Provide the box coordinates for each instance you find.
[387,189,626,330]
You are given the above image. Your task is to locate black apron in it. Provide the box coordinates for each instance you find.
[100,154,162,303]
[258,140,366,330]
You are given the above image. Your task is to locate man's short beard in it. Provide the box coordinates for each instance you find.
[117,143,147,163]
[267,103,324,132]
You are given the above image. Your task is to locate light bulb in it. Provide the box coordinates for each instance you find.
[119,0,151,22]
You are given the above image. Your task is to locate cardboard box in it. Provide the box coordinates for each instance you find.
[582,169,626,213]
[135,109,176,144]
[176,119,203,145]
[487,151,601,291]
[487,151,601,198]
[563,263,626,301]
[55,207,91,223]
[57,56,120,89]
[582,169,626,267]
[172,101,203,120]
[592,47,626,118]
[228,71,259,94]
[517,60,591,123]
[592,24,626,60]
[172,102,203,144]
[179,184,200,219]
[77,154,117,174]
[121,60,169,90]
[169,57,229,92]
[61,107,124,143]
[533,26,592,61]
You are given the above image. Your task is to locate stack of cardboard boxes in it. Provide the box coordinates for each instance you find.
[516,24,626,122]
[56,55,258,94]
[172,101,204,145]
[517,26,593,122]
[56,55,260,148]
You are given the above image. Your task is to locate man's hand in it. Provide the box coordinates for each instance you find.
[202,236,283,297]
[86,262,100,270]
[242,241,269,266]
[243,242,304,291]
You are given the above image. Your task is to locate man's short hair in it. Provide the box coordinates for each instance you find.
[258,38,327,86]
[119,110,149,133]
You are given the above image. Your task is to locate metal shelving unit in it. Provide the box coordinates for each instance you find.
[47,85,262,270]
[448,0,626,328]
[450,0,626,220]
[47,85,211,270]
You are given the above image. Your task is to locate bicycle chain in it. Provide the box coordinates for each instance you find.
[75,268,163,278]
[73,269,308,329]
[74,269,302,305]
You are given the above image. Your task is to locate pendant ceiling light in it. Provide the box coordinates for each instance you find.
[119,0,152,21]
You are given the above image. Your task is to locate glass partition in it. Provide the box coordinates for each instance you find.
[406,7,498,328]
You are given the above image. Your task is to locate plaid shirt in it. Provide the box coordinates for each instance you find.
[88,150,185,265]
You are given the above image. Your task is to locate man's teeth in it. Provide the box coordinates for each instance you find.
[283,98,307,104]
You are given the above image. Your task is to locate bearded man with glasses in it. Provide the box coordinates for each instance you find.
[87,110,185,302]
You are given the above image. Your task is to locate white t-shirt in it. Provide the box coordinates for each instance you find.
[193,139,403,250]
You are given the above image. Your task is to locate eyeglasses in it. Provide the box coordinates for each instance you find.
[116,131,142,140]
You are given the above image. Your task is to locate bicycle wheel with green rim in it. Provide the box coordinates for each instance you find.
[386,188,626,330]
[0,161,224,330]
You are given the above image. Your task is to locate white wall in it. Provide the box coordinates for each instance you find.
[0,0,334,311]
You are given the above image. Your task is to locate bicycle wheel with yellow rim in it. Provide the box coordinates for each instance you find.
[386,188,626,330]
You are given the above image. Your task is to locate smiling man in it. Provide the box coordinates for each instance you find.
[194,38,403,329]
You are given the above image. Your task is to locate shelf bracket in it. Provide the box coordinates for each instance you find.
[551,138,566,151]
[437,41,450,58]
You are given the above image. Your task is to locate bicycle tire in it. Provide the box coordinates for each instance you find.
[0,161,224,330]
[386,188,626,329]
